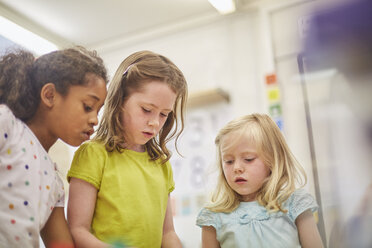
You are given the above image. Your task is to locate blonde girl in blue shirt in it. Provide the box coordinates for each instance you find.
[67,50,188,248]
[196,114,324,248]
[0,47,108,247]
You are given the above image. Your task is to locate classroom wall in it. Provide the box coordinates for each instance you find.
[95,10,265,119]
[1,0,366,247]
[85,1,323,246]
[94,10,265,248]
[41,0,331,247]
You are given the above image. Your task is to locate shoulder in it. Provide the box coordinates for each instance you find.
[287,189,317,206]
[0,104,11,114]
[78,140,106,151]
[74,141,107,157]
[285,189,318,222]
[0,104,17,126]
[196,208,221,230]
[151,156,173,173]
[161,159,173,170]
[71,141,108,169]
[0,104,24,149]
[68,141,108,187]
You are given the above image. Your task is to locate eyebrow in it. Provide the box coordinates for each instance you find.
[144,103,173,112]
[87,94,101,101]
[221,150,257,156]
[241,151,257,155]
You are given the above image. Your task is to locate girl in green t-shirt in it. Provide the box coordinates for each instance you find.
[67,50,188,248]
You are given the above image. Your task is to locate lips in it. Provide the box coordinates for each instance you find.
[87,129,94,136]
[143,131,154,138]
[235,177,247,183]
[82,129,94,140]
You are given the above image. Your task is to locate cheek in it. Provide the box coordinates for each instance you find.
[158,117,169,130]
[222,166,233,180]
[121,108,137,125]
[159,119,166,127]
[255,167,270,181]
[119,111,126,126]
[64,111,83,126]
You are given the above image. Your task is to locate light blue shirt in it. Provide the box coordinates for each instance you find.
[196,189,318,248]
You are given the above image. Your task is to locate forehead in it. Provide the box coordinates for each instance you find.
[66,76,107,101]
[138,80,174,93]
[129,80,176,107]
[220,130,258,154]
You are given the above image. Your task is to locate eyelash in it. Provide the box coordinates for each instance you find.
[142,107,169,118]
[142,107,150,113]
[84,104,93,112]
[223,158,255,164]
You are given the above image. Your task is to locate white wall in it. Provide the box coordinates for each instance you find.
[93,8,267,248]
[48,0,328,247]
[89,1,322,247]
[96,9,265,119]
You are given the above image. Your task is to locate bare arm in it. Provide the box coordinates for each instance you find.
[161,196,182,248]
[40,207,74,248]
[201,226,220,248]
[68,177,109,248]
[296,210,324,248]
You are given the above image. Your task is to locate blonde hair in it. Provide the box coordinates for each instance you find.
[94,50,188,163]
[207,113,306,213]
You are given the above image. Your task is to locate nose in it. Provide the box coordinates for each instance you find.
[89,112,99,126]
[148,115,160,127]
[233,161,244,173]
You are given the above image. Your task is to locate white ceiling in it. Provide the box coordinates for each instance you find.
[0,0,256,49]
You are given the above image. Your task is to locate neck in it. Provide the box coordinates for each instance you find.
[240,193,257,202]
[122,142,145,152]
[26,117,56,152]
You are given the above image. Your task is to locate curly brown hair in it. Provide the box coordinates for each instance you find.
[0,46,108,122]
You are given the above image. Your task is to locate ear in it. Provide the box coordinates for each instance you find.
[40,83,57,107]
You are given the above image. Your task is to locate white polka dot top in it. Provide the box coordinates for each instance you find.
[0,105,65,247]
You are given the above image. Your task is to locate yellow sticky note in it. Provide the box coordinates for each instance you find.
[267,87,280,102]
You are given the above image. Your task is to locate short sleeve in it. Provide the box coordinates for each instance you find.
[165,161,175,193]
[287,189,318,222]
[54,173,66,207]
[196,208,220,230]
[0,105,15,151]
[67,141,107,189]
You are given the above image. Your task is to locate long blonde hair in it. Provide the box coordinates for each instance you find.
[94,51,187,163]
[207,113,306,213]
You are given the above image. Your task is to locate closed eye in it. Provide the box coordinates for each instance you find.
[224,160,234,165]
[245,158,255,162]
[84,104,93,112]
[142,107,151,113]
[160,112,169,118]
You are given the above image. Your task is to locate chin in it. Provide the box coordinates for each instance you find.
[66,142,81,147]
[64,138,85,147]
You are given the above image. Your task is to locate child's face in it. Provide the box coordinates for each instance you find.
[220,131,271,202]
[121,80,176,152]
[49,75,107,146]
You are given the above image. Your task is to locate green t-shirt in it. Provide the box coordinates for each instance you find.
[67,141,175,248]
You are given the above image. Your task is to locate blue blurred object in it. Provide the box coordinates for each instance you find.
[304,0,372,74]
[304,0,372,137]
[302,1,372,248]
[110,241,128,248]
